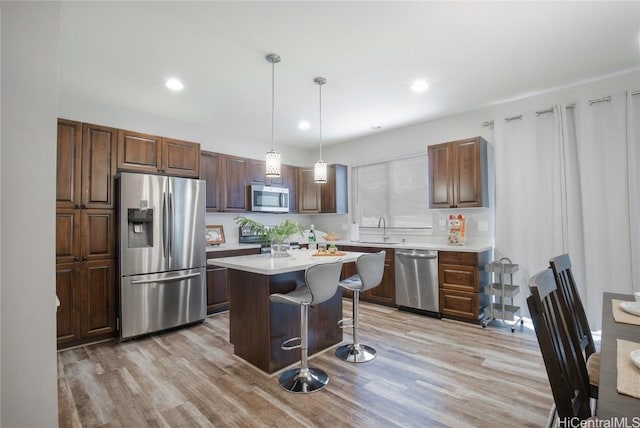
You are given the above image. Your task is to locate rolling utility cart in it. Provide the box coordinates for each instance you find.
[482,257,523,332]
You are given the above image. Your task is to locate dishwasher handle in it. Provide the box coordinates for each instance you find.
[397,251,438,259]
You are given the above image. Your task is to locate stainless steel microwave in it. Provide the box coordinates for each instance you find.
[250,185,289,213]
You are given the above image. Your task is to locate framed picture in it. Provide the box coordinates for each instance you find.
[205,225,225,245]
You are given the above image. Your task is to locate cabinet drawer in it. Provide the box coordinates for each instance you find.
[439,263,477,292]
[439,289,479,320]
[438,251,478,266]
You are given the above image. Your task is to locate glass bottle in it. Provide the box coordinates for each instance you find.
[308,224,317,250]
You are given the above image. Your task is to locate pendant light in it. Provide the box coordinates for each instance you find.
[265,53,281,177]
[314,77,327,183]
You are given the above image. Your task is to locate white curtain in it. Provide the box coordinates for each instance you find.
[494,90,639,329]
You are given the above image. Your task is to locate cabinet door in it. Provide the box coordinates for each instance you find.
[206,265,229,314]
[438,263,478,293]
[56,208,81,264]
[428,142,453,208]
[320,164,337,213]
[364,251,396,306]
[200,151,221,212]
[281,165,297,212]
[452,138,485,207]
[82,123,117,209]
[116,129,161,174]
[222,155,248,212]
[320,164,348,214]
[248,159,266,185]
[56,262,82,345]
[81,259,116,338]
[439,289,479,319]
[57,119,82,209]
[81,209,115,261]
[298,168,320,213]
[161,137,200,178]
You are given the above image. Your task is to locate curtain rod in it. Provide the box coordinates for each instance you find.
[481,90,639,126]
[505,114,524,122]
[588,96,612,105]
[535,107,554,116]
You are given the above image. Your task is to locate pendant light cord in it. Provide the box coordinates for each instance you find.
[271,60,275,151]
[318,82,323,159]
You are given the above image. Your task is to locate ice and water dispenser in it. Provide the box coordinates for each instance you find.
[127,208,153,248]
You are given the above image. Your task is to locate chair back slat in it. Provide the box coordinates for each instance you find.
[549,254,596,357]
[528,269,592,420]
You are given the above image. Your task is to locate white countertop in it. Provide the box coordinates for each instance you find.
[321,240,492,253]
[207,249,365,275]
[206,240,492,254]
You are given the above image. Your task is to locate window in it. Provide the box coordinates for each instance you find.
[353,154,431,228]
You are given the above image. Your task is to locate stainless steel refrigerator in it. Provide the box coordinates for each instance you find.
[117,172,206,339]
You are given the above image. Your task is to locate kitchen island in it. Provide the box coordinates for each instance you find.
[208,249,364,373]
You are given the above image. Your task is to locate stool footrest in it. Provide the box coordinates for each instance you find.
[337,318,353,329]
[281,337,302,350]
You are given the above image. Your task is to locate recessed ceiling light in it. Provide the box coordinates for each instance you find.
[298,120,310,130]
[165,78,184,91]
[410,79,429,93]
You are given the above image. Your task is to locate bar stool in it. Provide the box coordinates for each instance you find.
[269,260,343,393]
[336,251,385,363]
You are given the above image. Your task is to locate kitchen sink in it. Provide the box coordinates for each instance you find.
[358,241,401,246]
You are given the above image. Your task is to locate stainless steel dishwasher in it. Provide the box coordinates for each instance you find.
[395,249,440,316]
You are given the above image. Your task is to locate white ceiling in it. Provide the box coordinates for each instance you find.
[57,1,640,149]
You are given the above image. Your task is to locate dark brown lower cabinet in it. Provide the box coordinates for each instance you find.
[339,246,396,307]
[56,259,116,348]
[438,250,490,322]
[206,248,261,314]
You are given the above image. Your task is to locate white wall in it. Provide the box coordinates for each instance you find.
[0,2,60,426]
[58,95,312,167]
[316,70,639,245]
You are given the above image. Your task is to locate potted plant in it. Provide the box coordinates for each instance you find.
[235,216,304,257]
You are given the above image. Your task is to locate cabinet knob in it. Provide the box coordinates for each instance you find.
[74,204,80,209]
[82,256,88,262]
[81,204,87,209]
[74,257,80,262]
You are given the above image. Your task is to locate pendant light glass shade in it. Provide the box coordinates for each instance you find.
[314,159,327,183]
[314,77,327,183]
[265,53,281,178]
[265,149,281,176]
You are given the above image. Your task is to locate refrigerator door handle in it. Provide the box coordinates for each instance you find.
[162,191,169,258]
[169,191,174,257]
[130,272,201,285]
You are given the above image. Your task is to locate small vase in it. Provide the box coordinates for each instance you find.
[270,238,291,258]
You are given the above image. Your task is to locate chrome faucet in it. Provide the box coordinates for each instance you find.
[378,217,390,241]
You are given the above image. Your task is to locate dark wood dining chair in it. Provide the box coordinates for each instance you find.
[528,269,593,423]
[549,254,600,398]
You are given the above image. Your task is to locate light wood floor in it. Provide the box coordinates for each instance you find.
[58,301,553,427]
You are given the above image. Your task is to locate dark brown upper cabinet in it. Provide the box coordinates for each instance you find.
[56,120,117,210]
[298,164,347,214]
[200,151,222,212]
[117,129,200,178]
[428,137,488,209]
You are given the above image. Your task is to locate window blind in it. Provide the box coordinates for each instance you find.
[354,154,431,228]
